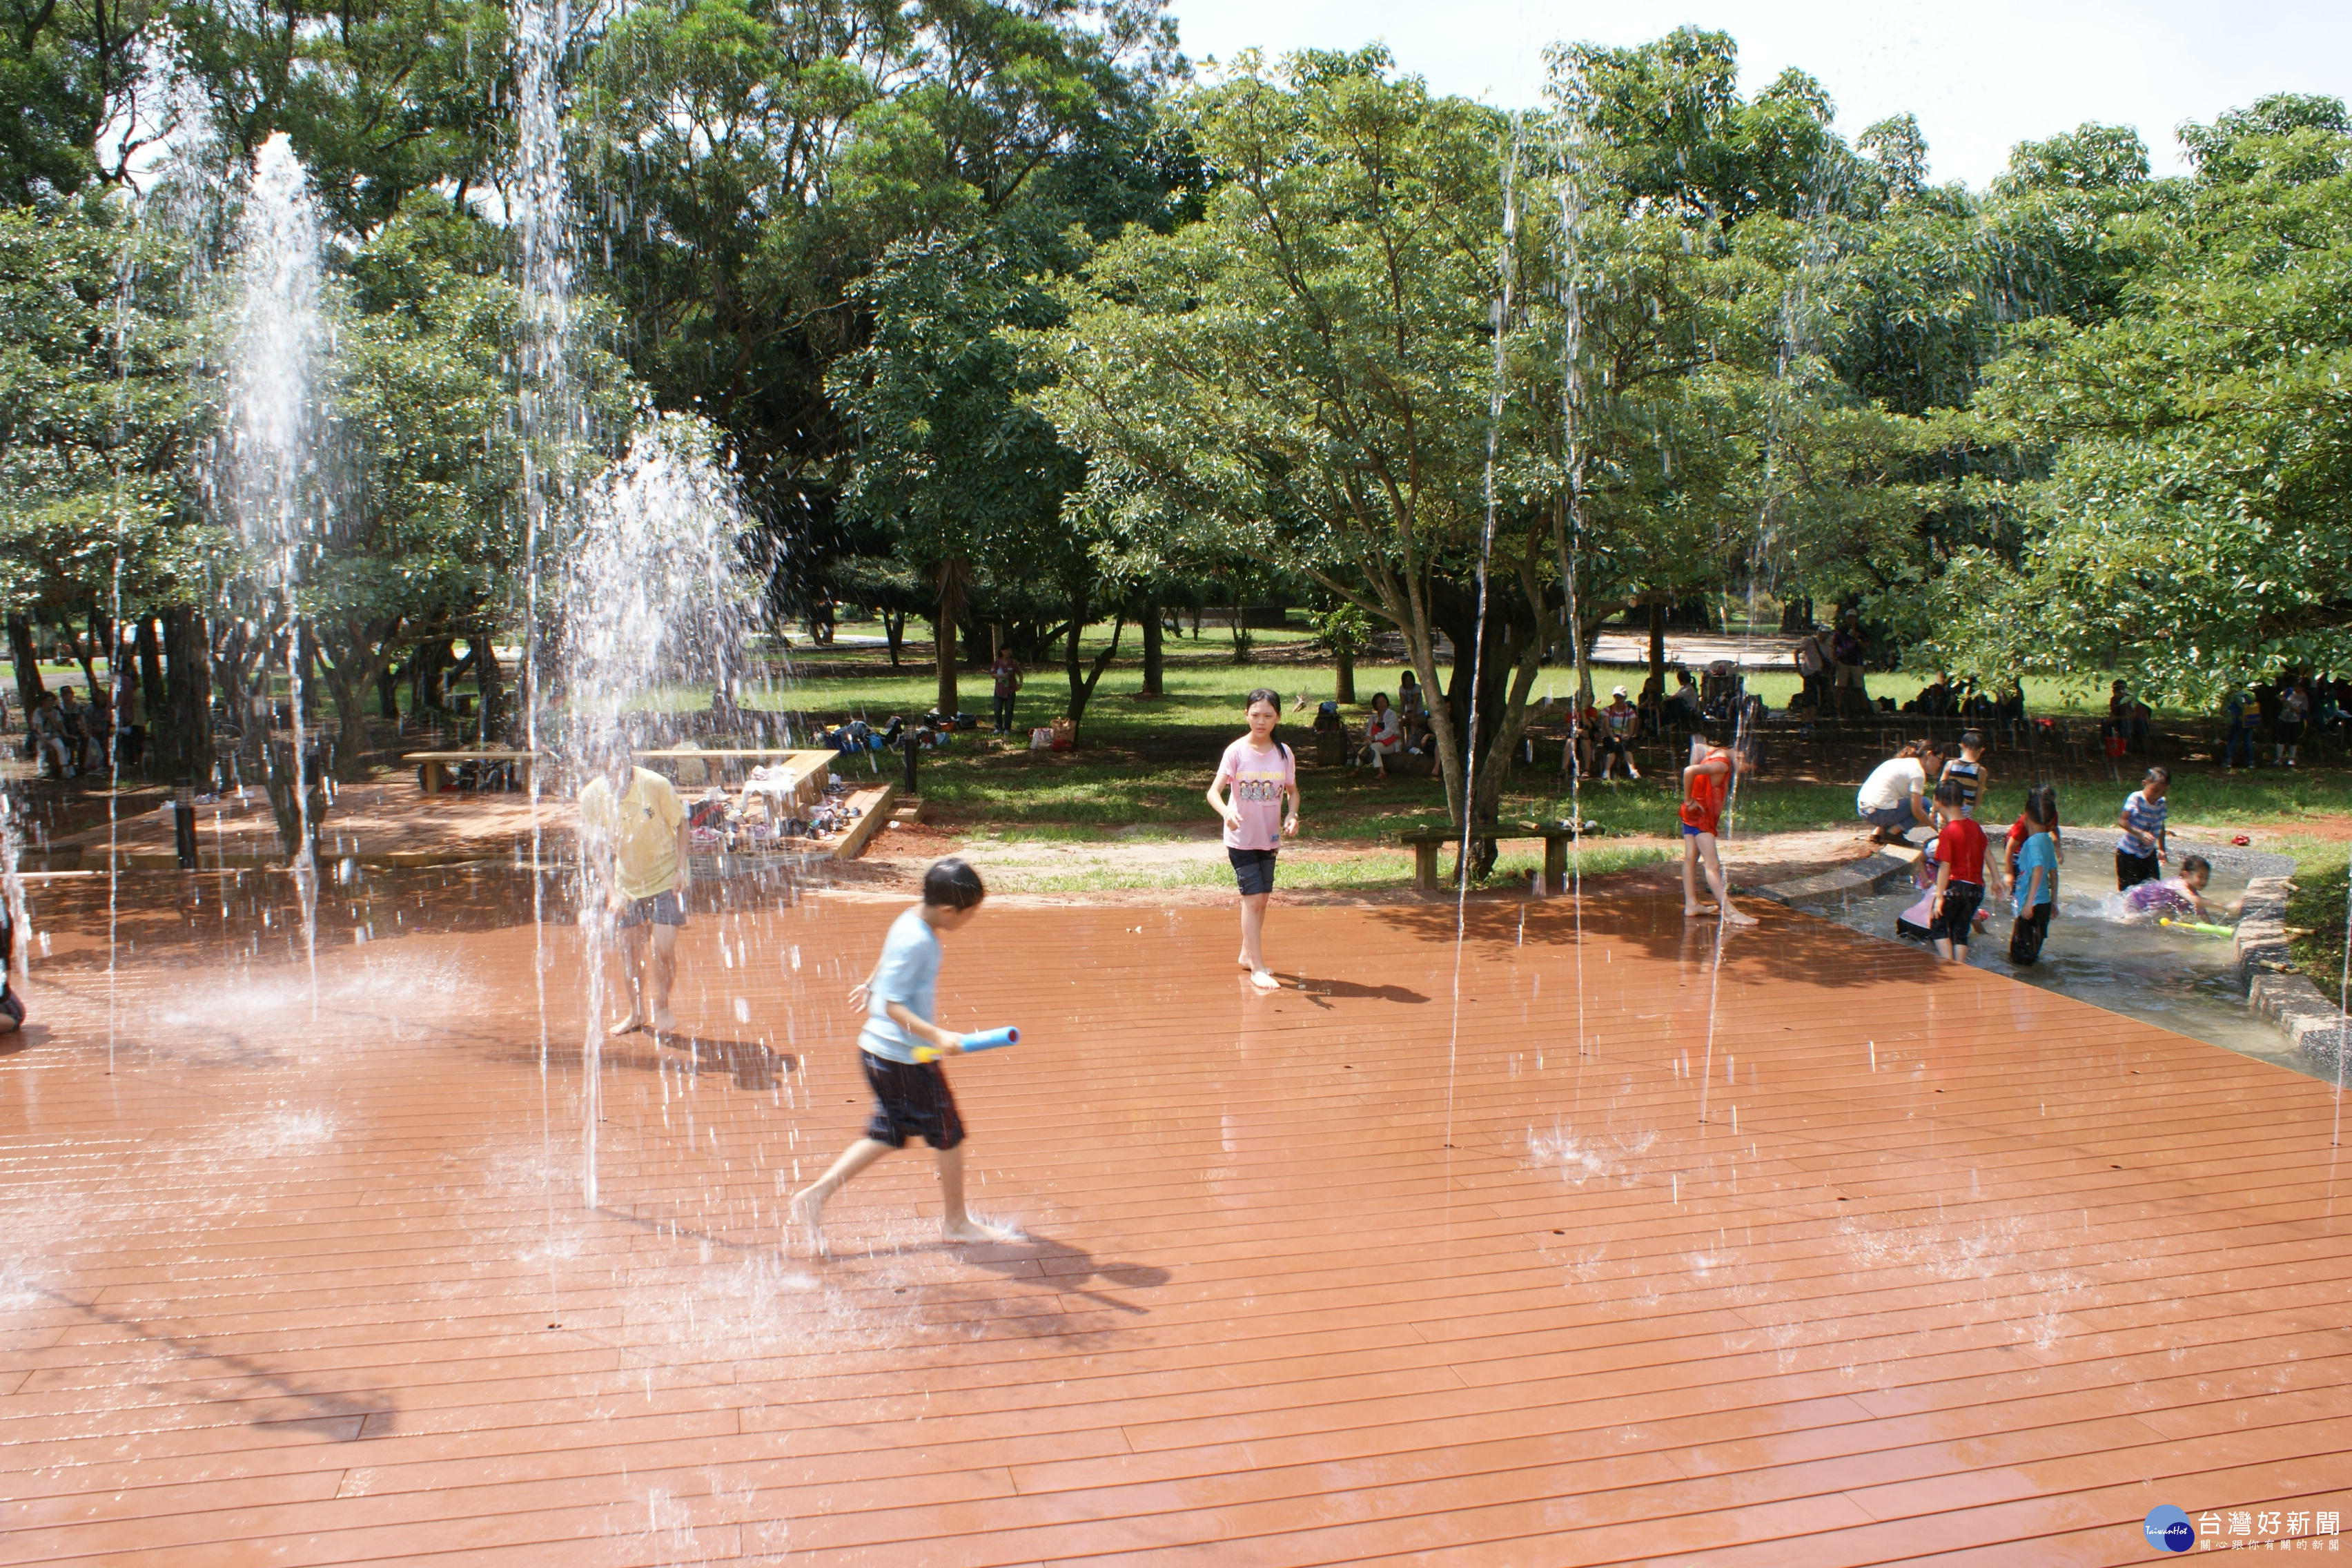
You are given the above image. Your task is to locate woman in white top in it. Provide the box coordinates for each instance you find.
[1855,741,1941,844]
[1353,693,1403,778]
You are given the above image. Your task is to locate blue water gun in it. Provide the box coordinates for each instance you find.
[915,1026,1019,1064]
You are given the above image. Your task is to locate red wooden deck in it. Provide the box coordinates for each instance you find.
[1,876,2346,1564]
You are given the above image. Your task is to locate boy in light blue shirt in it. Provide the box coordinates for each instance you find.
[790,858,1012,1257]
[2008,784,2059,966]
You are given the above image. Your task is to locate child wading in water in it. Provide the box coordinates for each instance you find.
[1680,732,1755,925]
[1929,778,1990,964]
[1208,688,1300,990]
[790,858,1013,1257]
[2008,784,2059,965]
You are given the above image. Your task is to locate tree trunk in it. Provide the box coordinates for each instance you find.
[1139,599,1164,696]
[475,628,505,741]
[378,661,402,720]
[1335,645,1356,705]
[161,607,214,787]
[297,622,324,718]
[1648,599,1666,693]
[1064,601,1126,736]
[1469,651,1545,827]
[6,615,45,718]
[932,558,968,718]
[135,616,164,742]
[883,610,905,667]
[417,638,451,712]
[79,608,105,697]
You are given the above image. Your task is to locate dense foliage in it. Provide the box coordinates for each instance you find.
[2,4,2346,810]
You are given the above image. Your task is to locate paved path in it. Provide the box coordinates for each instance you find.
[1,881,2345,1562]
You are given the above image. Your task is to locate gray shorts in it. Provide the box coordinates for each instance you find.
[616,890,687,929]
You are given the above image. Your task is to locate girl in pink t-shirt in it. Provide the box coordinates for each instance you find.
[1207,687,1300,992]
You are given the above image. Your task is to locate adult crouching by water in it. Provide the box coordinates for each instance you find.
[1208,687,1300,992]
[578,742,693,1036]
[1855,739,1942,846]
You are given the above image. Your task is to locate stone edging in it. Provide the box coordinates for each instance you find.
[1753,850,1917,907]
[2231,867,2349,1076]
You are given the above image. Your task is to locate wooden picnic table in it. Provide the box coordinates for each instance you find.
[406,749,541,794]
[1396,819,1588,894]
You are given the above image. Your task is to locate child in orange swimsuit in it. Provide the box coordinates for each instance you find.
[1680,734,1756,925]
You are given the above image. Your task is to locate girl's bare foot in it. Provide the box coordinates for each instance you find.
[1237,952,1254,970]
[1685,905,1716,919]
[1722,905,1758,926]
[608,1015,645,1037]
[942,1217,1015,1244]
[650,1009,680,1035]
[786,1189,831,1258]
[1249,967,1282,992]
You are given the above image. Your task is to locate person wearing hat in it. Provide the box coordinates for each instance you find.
[1598,684,1642,781]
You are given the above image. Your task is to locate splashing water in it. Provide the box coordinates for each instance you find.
[204,133,337,984]
[557,421,758,1208]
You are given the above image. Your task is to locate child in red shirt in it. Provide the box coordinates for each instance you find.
[1930,777,1990,964]
[1680,733,1755,925]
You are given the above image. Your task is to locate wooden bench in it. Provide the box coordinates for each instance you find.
[406,749,541,794]
[1397,819,1587,893]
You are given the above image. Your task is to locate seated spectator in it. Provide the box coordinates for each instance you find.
[1598,685,1642,781]
[1917,674,1954,718]
[1662,669,1703,732]
[30,693,75,778]
[81,685,112,772]
[1637,674,1666,736]
[1397,669,1424,723]
[1351,693,1402,777]
[1855,739,1942,845]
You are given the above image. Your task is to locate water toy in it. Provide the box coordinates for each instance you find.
[2158,918,2233,939]
[915,1026,1019,1064]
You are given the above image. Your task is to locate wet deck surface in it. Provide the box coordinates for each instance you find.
[3,879,2349,1565]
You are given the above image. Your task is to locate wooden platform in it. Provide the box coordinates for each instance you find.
[1,881,2346,1564]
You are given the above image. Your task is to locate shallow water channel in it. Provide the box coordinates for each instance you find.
[1799,852,2327,1084]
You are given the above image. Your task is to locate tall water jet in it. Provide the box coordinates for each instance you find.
[509,0,582,1203]
[204,133,338,973]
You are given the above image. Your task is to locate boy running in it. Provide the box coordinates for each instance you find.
[1680,732,1755,926]
[790,857,1012,1256]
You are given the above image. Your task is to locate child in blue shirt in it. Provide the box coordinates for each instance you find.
[790,857,1012,1257]
[2008,785,2059,966]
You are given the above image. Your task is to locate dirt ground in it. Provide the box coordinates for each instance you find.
[843,819,1883,907]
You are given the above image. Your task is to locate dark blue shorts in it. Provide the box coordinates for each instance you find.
[616,890,686,929]
[861,1052,964,1150]
[1932,882,1983,943]
[1228,847,1278,896]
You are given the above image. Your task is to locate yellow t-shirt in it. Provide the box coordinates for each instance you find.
[578,767,686,901]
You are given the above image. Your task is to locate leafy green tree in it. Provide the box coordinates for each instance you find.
[580,0,1178,616]
[0,195,207,727]
[170,0,510,236]
[0,0,166,202]
[1035,48,1533,816]
[1923,96,2352,698]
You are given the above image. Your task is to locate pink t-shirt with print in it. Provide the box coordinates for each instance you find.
[1216,737,1295,851]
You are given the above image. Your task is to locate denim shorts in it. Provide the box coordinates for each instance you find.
[616,890,687,929]
[1228,847,1278,896]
